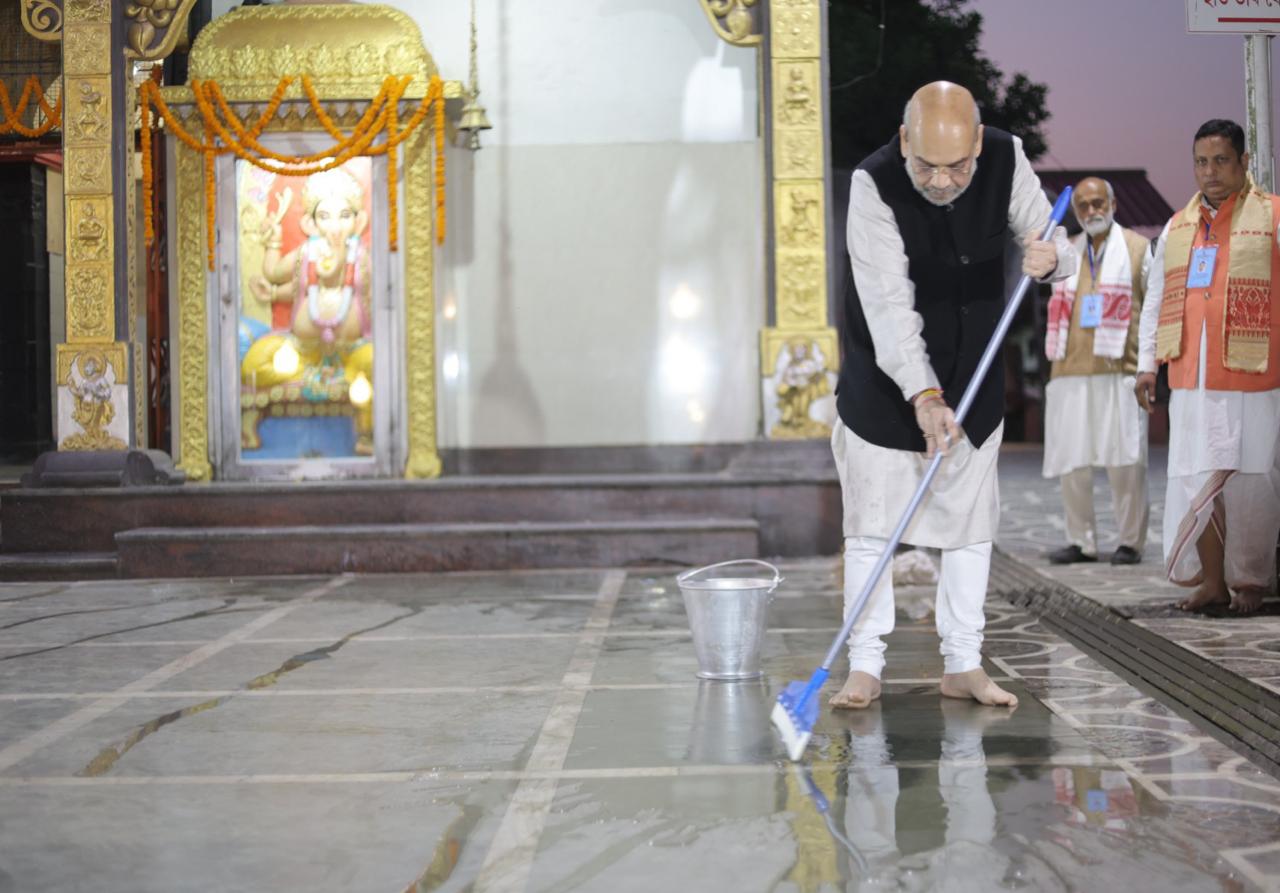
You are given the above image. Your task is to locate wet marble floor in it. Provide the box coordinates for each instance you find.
[1,565,1278,892]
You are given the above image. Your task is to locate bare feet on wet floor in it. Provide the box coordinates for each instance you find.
[829,670,881,709]
[939,692,1015,732]
[1178,583,1230,613]
[940,668,1018,708]
[1231,588,1266,616]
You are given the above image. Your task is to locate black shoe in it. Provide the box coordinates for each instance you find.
[1048,544,1097,565]
[1110,546,1142,565]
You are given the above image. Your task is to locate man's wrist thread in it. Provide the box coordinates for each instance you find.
[912,387,943,408]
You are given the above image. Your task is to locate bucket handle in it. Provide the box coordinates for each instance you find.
[677,559,783,593]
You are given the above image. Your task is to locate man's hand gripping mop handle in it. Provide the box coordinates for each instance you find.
[773,187,1072,760]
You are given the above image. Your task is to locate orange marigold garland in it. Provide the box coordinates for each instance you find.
[140,74,446,270]
[0,76,62,138]
[386,86,400,252]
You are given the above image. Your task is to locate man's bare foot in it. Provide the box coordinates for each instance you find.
[939,693,1015,733]
[1231,588,1266,615]
[829,671,881,709]
[1178,584,1230,613]
[940,668,1018,708]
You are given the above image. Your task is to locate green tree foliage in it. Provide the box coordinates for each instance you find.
[829,0,1050,168]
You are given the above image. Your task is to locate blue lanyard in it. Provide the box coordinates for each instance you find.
[1087,240,1098,280]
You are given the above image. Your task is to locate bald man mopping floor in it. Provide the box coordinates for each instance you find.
[831,81,1077,710]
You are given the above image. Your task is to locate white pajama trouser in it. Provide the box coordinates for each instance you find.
[843,535,991,678]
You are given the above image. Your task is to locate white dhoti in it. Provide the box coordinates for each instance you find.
[1042,374,1150,554]
[1164,382,1280,592]
[832,423,999,677]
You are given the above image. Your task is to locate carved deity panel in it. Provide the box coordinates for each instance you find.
[775,60,820,129]
[66,77,110,143]
[761,330,837,439]
[67,263,113,340]
[68,196,112,264]
[66,145,110,195]
[775,180,824,251]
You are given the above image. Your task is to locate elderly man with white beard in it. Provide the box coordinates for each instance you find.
[1042,177,1153,566]
[830,81,1076,710]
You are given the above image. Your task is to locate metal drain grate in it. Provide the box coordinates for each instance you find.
[990,550,1280,778]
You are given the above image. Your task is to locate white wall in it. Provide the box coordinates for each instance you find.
[209,0,768,447]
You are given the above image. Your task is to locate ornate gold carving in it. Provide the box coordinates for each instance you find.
[124,0,200,60]
[778,130,822,179]
[61,347,129,451]
[20,0,63,41]
[760,329,837,440]
[63,24,110,74]
[775,255,824,328]
[772,5,820,58]
[66,144,109,194]
[186,5,439,101]
[403,127,441,479]
[774,180,827,329]
[67,264,113,340]
[173,136,211,481]
[68,196,111,263]
[698,0,762,47]
[67,77,109,142]
[67,0,109,23]
[776,61,818,127]
[777,181,823,249]
[56,341,127,384]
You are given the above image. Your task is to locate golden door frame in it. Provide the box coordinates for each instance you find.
[161,4,457,481]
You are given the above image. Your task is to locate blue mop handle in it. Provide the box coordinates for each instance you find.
[817,187,1073,673]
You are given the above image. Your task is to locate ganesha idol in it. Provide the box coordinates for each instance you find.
[240,166,375,457]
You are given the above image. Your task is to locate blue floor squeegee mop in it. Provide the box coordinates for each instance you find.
[771,186,1074,762]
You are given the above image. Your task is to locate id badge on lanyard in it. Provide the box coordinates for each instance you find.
[1079,241,1102,328]
[1186,245,1218,288]
[1079,293,1103,328]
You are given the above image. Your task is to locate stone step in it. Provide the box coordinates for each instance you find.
[2,472,838,558]
[113,518,761,578]
[0,552,118,581]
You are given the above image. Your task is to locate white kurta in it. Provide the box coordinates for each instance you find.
[1042,229,1151,478]
[1042,374,1148,478]
[1139,215,1280,589]
[837,135,1076,549]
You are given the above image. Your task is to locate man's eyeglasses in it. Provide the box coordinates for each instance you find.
[1073,196,1111,213]
[909,156,974,180]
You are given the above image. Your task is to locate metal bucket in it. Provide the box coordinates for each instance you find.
[676,559,782,680]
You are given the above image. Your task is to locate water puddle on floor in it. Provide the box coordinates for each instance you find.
[517,683,1251,892]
